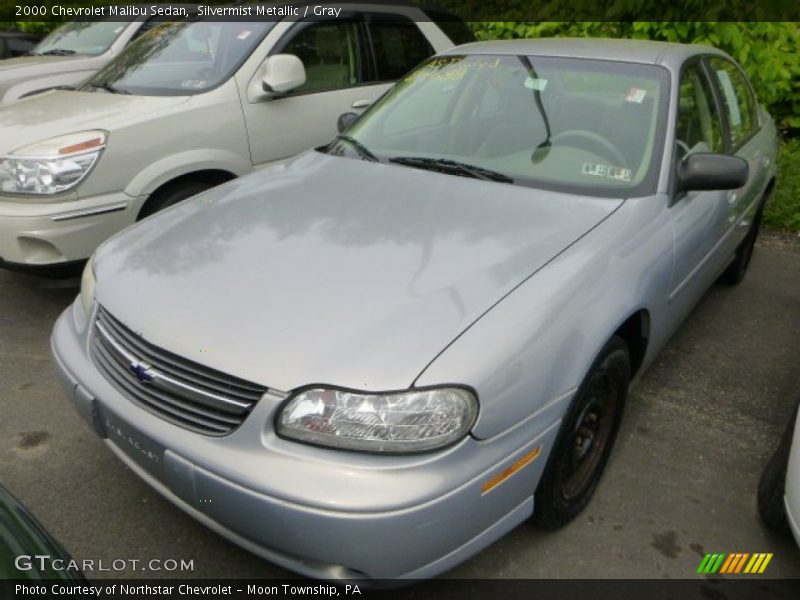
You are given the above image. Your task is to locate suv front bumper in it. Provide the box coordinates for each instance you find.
[0,192,141,269]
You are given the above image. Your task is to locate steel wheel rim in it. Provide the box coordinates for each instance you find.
[561,371,618,501]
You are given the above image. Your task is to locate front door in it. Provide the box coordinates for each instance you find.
[242,17,381,167]
[669,60,730,308]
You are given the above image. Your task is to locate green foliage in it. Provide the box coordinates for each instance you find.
[764,139,800,232]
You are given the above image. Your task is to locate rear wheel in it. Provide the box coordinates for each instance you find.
[534,336,630,529]
[138,181,213,220]
[720,200,765,285]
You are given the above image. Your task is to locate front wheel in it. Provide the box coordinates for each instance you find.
[138,181,213,221]
[534,336,631,529]
[757,400,798,535]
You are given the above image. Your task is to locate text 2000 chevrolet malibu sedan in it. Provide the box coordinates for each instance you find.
[51,39,776,580]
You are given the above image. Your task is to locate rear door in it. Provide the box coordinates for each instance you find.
[705,56,768,251]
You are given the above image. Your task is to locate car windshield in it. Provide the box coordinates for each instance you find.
[332,54,670,197]
[81,20,274,96]
[33,19,128,56]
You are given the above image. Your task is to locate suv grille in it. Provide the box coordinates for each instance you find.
[90,306,267,436]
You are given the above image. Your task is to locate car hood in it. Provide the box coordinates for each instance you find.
[0,90,189,154]
[0,54,95,85]
[94,152,622,392]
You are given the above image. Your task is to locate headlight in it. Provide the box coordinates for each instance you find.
[79,254,96,318]
[277,387,478,453]
[0,130,107,195]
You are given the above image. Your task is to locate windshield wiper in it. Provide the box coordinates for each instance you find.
[389,157,513,183]
[88,82,130,95]
[36,49,77,56]
[334,135,379,162]
[519,56,552,164]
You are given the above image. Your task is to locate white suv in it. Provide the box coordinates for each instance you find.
[0,4,469,274]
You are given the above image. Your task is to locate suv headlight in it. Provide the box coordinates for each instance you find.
[79,254,96,318]
[277,387,478,453]
[0,130,107,195]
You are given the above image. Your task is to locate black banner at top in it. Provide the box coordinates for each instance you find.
[2,0,800,23]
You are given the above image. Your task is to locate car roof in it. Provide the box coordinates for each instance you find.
[446,38,729,68]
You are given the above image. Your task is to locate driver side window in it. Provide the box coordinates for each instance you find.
[281,21,361,94]
[676,63,724,157]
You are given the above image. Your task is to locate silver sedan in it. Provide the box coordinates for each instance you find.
[52,38,777,580]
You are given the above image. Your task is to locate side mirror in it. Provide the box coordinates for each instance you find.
[262,54,306,96]
[337,112,359,134]
[677,153,748,193]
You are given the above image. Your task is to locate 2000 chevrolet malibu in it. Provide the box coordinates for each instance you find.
[51,39,777,580]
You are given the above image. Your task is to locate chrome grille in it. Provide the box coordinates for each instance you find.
[91,306,267,436]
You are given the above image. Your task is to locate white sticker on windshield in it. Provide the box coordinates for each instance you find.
[625,87,647,103]
[237,30,252,40]
[181,80,208,89]
[716,69,742,127]
[582,163,631,182]
[113,26,124,34]
[524,77,548,91]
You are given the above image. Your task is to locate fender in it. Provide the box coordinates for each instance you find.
[415,195,675,440]
[124,148,253,198]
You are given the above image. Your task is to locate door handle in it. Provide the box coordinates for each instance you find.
[351,99,372,109]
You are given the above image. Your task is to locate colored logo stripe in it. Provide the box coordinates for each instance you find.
[697,553,725,574]
[697,553,773,574]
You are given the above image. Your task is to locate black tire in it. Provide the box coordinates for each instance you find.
[719,201,765,286]
[757,401,799,535]
[138,181,213,220]
[534,336,631,529]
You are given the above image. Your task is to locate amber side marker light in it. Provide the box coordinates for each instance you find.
[59,138,104,155]
[481,446,542,495]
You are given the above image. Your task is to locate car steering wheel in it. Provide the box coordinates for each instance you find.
[550,129,628,167]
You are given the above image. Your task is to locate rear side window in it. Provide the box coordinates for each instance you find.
[676,63,725,156]
[708,57,757,147]
[421,9,476,46]
[366,16,434,82]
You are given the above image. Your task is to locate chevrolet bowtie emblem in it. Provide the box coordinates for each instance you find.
[128,361,155,383]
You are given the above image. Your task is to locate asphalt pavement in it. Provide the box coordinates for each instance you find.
[1,233,799,580]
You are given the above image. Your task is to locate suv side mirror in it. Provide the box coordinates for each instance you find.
[262,54,306,97]
[337,112,359,134]
[677,153,748,193]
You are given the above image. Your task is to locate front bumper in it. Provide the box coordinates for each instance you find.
[0,192,142,268]
[51,302,563,580]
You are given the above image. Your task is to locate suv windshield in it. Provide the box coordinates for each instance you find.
[82,21,274,96]
[333,54,670,197]
[33,19,128,56]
